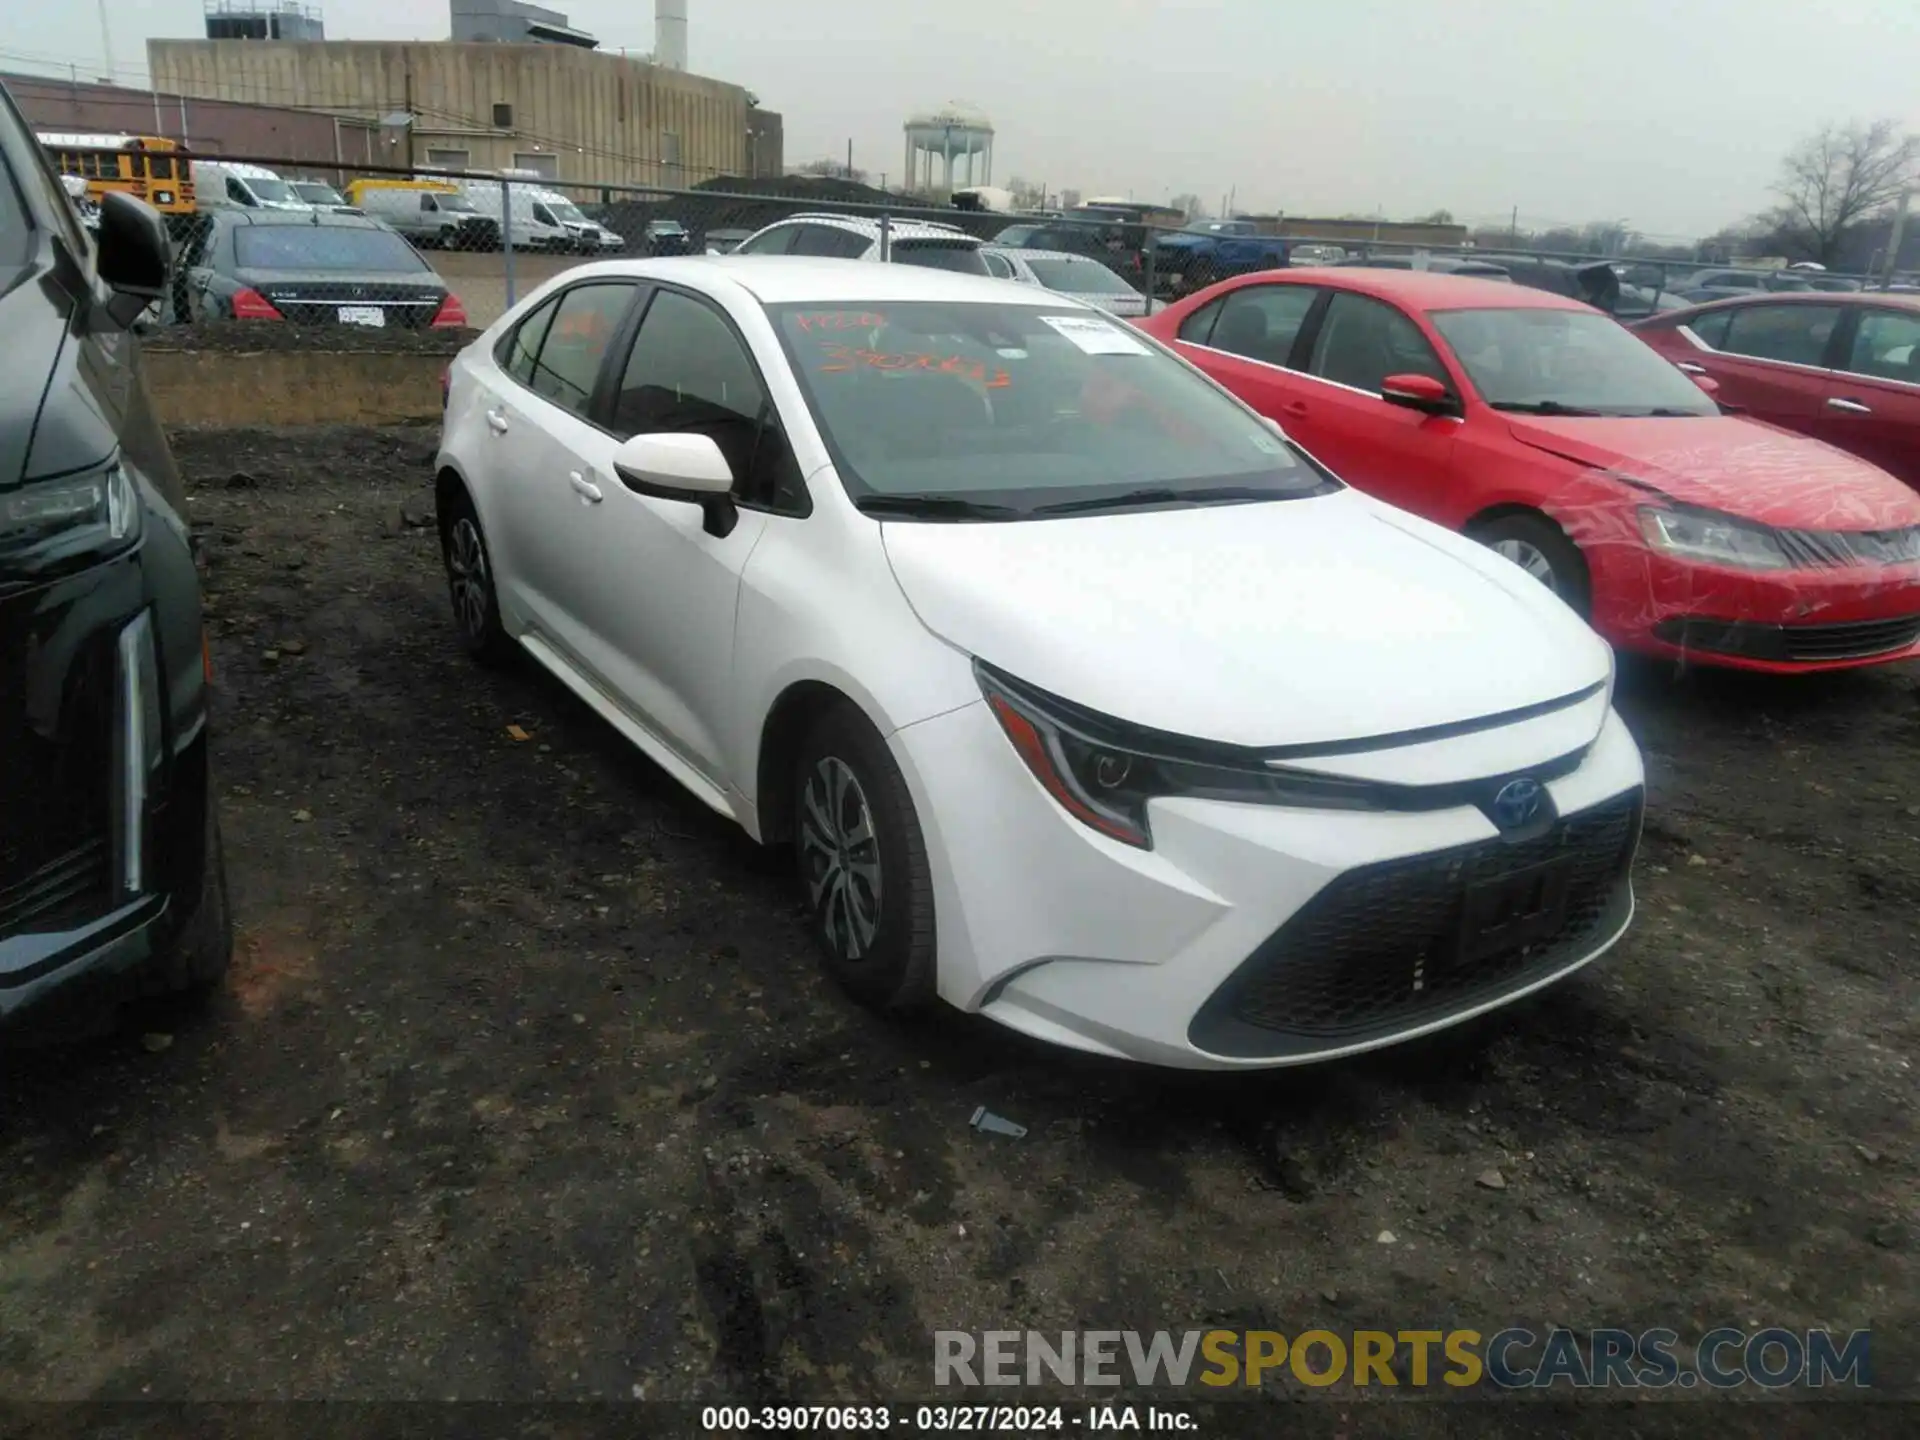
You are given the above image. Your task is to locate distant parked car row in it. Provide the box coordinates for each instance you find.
[1634,290,1920,488]
[1139,266,1920,672]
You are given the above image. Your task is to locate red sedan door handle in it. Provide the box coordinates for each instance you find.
[1282,400,1310,417]
[1674,361,1707,375]
[1826,396,1873,415]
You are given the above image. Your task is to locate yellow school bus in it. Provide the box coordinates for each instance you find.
[37,132,197,216]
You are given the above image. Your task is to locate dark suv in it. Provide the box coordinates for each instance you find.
[1,82,231,1033]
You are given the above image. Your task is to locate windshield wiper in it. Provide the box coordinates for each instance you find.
[1031,485,1282,517]
[1489,400,1605,417]
[856,494,1023,520]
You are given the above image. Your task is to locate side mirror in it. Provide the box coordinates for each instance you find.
[1380,372,1458,415]
[611,433,739,537]
[95,192,171,329]
[1690,373,1721,396]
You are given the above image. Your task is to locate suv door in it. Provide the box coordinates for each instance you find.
[1286,290,1462,514]
[1820,304,1920,485]
[1685,301,1844,436]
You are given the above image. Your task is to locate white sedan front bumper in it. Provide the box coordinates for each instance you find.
[888,700,1645,1069]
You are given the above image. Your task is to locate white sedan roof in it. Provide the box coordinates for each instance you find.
[551,255,1082,308]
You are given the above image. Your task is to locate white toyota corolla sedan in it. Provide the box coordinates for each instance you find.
[434,257,1645,1069]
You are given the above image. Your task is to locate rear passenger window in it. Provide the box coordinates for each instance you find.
[789,225,867,258]
[1683,309,1733,348]
[526,283,634,416]
[1176,297,1225,346]
[498,295,559,387]
[1719,304,1842,367]
[1208,285,1320,367]
[735,226,797,255]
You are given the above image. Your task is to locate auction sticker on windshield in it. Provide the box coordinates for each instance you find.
[1040,314,1149,355]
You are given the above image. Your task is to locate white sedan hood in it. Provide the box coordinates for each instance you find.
[881,491,1611,750]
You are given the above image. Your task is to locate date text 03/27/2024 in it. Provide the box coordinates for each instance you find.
[700,1404,1194,1431]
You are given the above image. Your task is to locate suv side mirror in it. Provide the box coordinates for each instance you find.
[95,192,171,329]
[1380,372,1459,415]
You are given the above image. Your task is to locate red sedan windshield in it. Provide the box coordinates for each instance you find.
[1431,307,1717,417]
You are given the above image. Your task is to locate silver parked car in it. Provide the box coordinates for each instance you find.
[978,246,1146,317]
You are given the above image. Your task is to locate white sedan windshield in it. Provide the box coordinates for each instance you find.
[772,301,1330,513]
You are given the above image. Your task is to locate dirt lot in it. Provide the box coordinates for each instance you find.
[0,427,1915,1432]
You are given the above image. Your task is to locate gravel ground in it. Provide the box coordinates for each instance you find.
[0,427,1914,1435]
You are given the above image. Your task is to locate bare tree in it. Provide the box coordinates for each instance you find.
[1772,120,1917,266]
[1169,192,1209,220]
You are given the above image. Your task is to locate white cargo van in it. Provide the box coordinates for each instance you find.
[194,160,312,213]
[455,173,610,252]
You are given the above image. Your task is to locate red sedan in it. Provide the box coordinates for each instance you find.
[1138,268,1920,672]
[1632,292,1920,489]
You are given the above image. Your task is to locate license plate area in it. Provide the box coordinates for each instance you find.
[1456,858,1572,966]
[338,306,385,327]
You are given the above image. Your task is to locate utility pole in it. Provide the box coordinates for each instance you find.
[1882,188,1911,288]
[96,0,114,83]
[846,137,853,179]
[1509,205,1518,246]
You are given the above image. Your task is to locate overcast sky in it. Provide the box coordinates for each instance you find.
[7,0,1920,238]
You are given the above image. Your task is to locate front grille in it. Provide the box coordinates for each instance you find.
[1655,613,1920,662]
[0,839,111,936]
[1190,790,1642,1059]
[0,623,115,906]
[1776,525,1920,569]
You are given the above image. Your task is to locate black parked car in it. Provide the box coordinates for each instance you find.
[640,218,693,256]
[0,82,231,1034]
[176,210,467,329]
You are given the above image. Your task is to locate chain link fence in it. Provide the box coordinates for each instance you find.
[67,149,1911,340]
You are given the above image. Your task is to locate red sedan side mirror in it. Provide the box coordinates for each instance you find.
[1691,373,1721,396]
[1381,372,1458,415]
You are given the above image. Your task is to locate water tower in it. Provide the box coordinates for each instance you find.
[903,104,993,194]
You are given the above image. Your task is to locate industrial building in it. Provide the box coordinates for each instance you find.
[6,70,379,166]
[146,1,779,187]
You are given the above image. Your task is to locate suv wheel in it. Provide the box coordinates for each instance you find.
[141,801,233,997]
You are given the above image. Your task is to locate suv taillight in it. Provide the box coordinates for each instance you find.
[231,287,282,320]
[431,293,468,328]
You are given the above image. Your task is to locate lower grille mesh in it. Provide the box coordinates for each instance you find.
[1191,791,1642,1058]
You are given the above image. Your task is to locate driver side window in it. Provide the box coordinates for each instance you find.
[611,289,809,515]
[1308,292,1449,394]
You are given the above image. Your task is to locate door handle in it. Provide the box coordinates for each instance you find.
[485,408,510,434]
[569,471,603,503]
[1826,396,1873,415]
[1283,400,1309,416]
[1675,361,1707,375]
